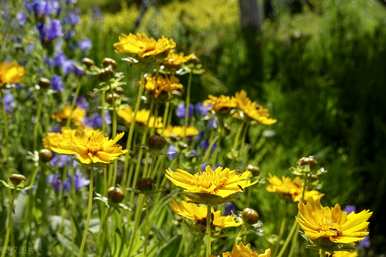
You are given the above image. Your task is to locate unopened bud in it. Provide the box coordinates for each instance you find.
[39,149,53,162]
[242,208,259,224]
[247,164,260,176]
[114,86,124,95]
[106,92,120,104]
[102,57,117,69]
[298,156,317,168]
[136,178,154,192]
[148,134,166,150]
[9,174,26,187]
[38,77,51,89]
[107,186,125,203]
[98,66,114,80]
[82,57,95,68]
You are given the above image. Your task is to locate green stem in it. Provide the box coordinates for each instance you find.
[184,72,192,127]
[277,220,298,257]
[1,191,14,257]
[79,171,94,257]
[205,205,212,257]
[127,194,145,257]
[0,90,9,169]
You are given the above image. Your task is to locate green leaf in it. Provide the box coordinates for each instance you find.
[156,235,182,257]
[56,233,80,256]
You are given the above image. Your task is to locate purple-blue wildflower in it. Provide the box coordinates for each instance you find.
[176,102,193,119]
[51,75,64,92]
[4,91,15,113]
[167,145,178,160]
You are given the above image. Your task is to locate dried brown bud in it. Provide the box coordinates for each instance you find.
[39,149,53,162]
[38,77,51,89]
[9,174,26,187]
[102,57,117,69]
[136,178,154,192]
[98,66,114,80]
[107,186,125,203]
[242,208,259,224]
[298,156,317,168]
[148,134,166,150]
[82,57,95,68]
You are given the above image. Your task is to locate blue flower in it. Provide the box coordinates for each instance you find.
[78,39,92,52]
[223,202,236,215]
[16,12,27,26]
[37,19,63,42]
[194,103,209,116]
[50,154,76,168]
[47,174,62,192]
[76,96,89,109]
[51,75,63,92]
[73,171,89,191]
[63,11,80,26]
[167,145,178,160]
[358,236,370,249]
[176,102,193,119]
[4,91,15,113]
[47,171,89,192]
[207,118,218,129]
[27,0,60,19]
[344,205,356,213]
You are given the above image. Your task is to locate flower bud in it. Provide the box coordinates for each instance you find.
[107,186,125,203]
[98,66,114,80]
[148,134,166,150]
[102,57,117,69]
[298,156,317,168]
[82,57,95,68]
[38,77,51,89]
[242,208,259,224]
[9,174,26,187]
[106,92,120,104]
[39,149,53,162]
[114,86,125,95]
[136,178,154,192]
[247,164,260,176]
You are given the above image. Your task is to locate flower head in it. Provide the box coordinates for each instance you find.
[234,90,276,125]
[43,127,127,164]
[332,251,358,257]
[204,95,237,112]
[52,105,86,126]
[170,200,242,228]
[141,74,183,98]
[114,33,175,58]
[158,126,199,139]
[117,106,163,128]
[297,199,372,244]
[166,166,256,205]
[0,61,25,85]
[222,243,271,257]
[163,51,198,68]
[266,176,324,202]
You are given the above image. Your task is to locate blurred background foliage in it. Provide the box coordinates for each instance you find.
[78,0,386,253]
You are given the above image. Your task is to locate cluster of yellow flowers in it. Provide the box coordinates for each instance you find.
[204,90,276,125]
[0,61,25,85]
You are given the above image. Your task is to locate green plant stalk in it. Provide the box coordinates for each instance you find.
[1,191,14,257]
[232,120,245,150]
[272,218,287,256]
[184,72,192,127]
[79,170,94,257]
[0,90,10,169]
[205,205,212,257]
[127,194,145,257]
[277,220,298,257]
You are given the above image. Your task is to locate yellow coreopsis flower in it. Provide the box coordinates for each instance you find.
[158,126,199,138]
[43,128,127,165]
[166,166,256,205]
[234,90,276,125]
[266,176,324,202]
[170,200,242,228]
[297,199,372,244]
[141,74,183,98]
[204,95,237,112]
[114,33,176,58]
[0,61,25,85]
[52,105,86,126]
[163,51,198,68]
[117,106,163,128]
[332,251,358,257]
[222,243,271,257]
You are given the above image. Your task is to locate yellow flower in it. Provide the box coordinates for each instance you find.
[52,105,86,126]
[166,166,256,204]
[297,199,372,244]
[158,126,199,138]
[0,61,25,85]
[141,74,183,98]
[234,90,276,125]
[222,243,271,257]
[114,33,176,58]
[43,127,127,165]
[117,106,163,128]
[204,95,237,112]
[332,251,358,257]
[170,200,242,228]
[266,176,324,202]
[163,51,198,68]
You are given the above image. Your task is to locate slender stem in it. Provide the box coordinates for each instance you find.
[205,205,212,257]
[1,191,14,257]
[79,171,94,257]
[33,96,43,150]
[319,249,324,257]
[184,72,192,127]
[277,220,298,257]
[127,194,145,257]
[0,90,10,168]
